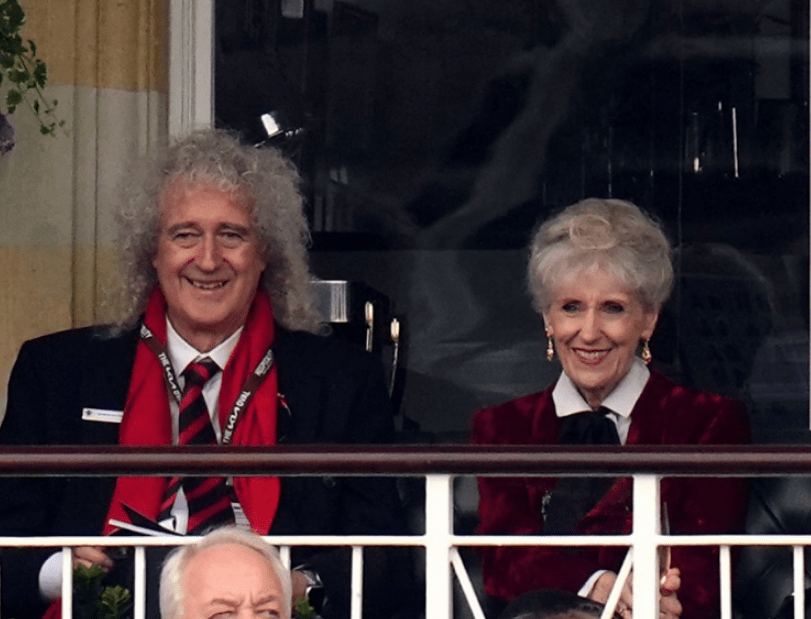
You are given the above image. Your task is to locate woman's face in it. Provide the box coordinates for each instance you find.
[543,267,658,409]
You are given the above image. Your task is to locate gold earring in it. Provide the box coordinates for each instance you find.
[641,339,652,365]
[546,328,554,362]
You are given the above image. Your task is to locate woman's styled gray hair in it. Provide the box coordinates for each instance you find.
[114,128,320,333]
[527,198,674,313]
[159,526,293,619]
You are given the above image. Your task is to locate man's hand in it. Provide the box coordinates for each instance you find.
[72,546,115,573]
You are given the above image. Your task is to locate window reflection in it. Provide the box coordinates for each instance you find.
[215,0,808,442]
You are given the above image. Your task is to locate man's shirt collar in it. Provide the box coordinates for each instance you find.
[552,358,650,418]
[166,318,243,376]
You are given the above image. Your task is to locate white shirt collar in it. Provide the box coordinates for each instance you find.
[166,319,243,376]
[552,358,650,418]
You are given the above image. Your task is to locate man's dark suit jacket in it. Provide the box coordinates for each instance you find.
[471,369,751,619]
[0,324,412,619]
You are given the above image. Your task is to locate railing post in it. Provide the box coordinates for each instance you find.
[134,545,146,619]
[632,474,660,619]
[720,545,732,619]
[425,473,454,619]
[61,547,73,619]
[351,546,364,619]
[793,546,805,619]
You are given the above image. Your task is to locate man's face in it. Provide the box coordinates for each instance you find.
[181,543,287,619]
[152,184,266,351]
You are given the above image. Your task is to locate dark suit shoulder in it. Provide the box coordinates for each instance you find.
[18,324,138,364]
[272,326,393,444]
[4,325,139,445]
[274,327,383,377]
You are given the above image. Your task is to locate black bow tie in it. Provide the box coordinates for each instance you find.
[558,407,620,445]
[544,407,621,535]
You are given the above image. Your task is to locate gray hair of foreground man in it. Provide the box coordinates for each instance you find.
[160,527,293,619]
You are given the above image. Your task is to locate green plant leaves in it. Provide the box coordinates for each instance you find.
[0,0,25,33]
[294,597,318,619]
[73,564,133,619]
[99,586,133,619]
[6,88,21,108]
[33,58,46,85]
[0,0,61,136]
[8,68,27,83]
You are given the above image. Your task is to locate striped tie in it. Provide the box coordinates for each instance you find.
[159,358,236,534]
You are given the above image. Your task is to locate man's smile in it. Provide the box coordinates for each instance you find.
[185,277,228,290]
[153,185,267,351]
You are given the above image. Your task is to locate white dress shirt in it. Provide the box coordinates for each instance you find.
[552,358,650,445]
[39,320,242,600]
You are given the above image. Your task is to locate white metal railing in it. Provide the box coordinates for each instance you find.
[1,446,811,619]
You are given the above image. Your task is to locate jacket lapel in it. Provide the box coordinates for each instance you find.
[626,370,667,445]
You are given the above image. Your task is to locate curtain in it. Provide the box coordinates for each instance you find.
[0,0,168,418]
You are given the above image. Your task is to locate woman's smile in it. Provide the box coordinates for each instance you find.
[544,267,658,408]
[572,348,611,364]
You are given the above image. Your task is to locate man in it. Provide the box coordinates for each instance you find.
[159,527,292,619]
[0,129,411,619]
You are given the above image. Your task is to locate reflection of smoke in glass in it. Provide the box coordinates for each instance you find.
[557,0,649,43]
[672,243,775,397]
[416,0,654,249]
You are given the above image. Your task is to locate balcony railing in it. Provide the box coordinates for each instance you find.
[1,445,810,619]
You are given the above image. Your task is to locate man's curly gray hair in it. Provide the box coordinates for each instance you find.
[114,128,320,333]
[527,198,674,313]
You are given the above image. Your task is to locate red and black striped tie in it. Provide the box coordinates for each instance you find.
[159,357,236,534]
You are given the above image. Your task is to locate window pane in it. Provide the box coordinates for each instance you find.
[216,0,809,442]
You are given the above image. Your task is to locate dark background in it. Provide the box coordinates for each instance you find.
[215,0,809,444]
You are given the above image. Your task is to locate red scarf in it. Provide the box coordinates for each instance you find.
[43,290,281,619]
[103,288,281,535]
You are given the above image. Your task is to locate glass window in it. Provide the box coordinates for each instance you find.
[216,0,809,443]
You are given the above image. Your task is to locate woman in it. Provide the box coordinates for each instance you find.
[472,198,750,619]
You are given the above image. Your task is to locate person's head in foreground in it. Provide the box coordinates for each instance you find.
[160,527,293,619]
[115,127,320,351]
[527,198,673,409]
[497,589,621,619]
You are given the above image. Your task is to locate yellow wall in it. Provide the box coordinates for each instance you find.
[0,0,169,418]
[23,0,167,92]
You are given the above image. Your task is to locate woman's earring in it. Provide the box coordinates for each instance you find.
[546,329,555,362]
[641,339,652,365]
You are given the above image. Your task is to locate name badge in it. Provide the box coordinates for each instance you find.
[232,502,251,530]
[82,408,124,424]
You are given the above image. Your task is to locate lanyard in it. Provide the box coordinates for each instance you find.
[139,323,275,445]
